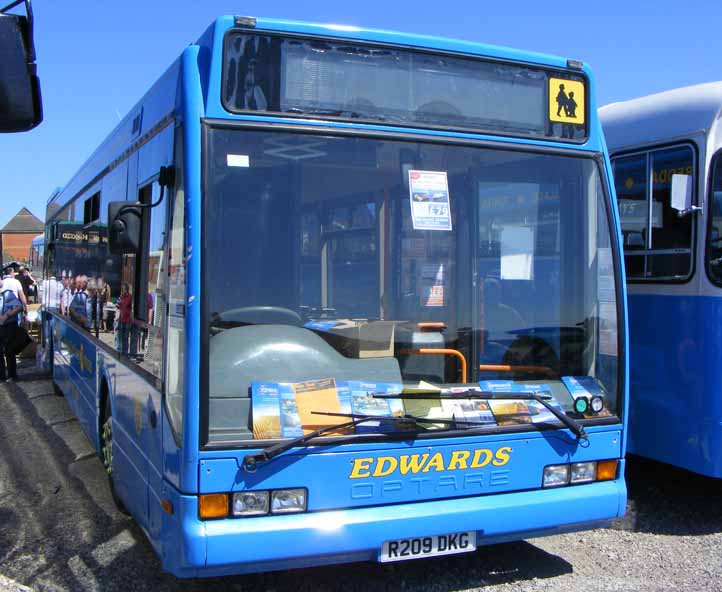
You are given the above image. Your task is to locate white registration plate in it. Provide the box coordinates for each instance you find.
[379,531,476,563]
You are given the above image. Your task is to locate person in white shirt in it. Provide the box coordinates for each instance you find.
[60,276,75,316]
[2,267,27,310]
[41,275,63,310]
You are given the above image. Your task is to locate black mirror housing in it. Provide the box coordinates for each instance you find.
[108,201,142,254]
[0,11,42,132]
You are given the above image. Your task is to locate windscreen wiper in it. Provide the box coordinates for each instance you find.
[241,410,493,472]
[312,411,495,429]
[372,390,587,440]
[243,412,431,472]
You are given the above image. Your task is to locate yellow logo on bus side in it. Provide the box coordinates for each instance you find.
[134,400,143,435]
[348,447,512,479]
[549,78,585,125]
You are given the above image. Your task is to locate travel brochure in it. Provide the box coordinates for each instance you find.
[251,378,404,439]
[251,376,606,438]
[479,380,564,426]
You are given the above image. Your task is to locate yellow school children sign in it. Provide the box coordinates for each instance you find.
[549,78,585,125]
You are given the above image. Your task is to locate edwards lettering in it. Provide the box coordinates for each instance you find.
[349,447,512,479]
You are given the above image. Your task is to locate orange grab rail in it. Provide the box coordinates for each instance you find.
[478,364,555,377]
[400,348,467,384]
[417,322,446,331]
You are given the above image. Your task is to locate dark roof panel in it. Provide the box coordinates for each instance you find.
[0,208,44,233]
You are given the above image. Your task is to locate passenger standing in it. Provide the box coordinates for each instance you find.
[118,283,133,355]
[0,279,23,382]
[88,278,98,333]
[41,274,63,311]
[17,265,36,303]
[97,277,110,331]
[69,276,91,329]
[140,292,154,351]
[61,276,75,316]
[2,267,27,312]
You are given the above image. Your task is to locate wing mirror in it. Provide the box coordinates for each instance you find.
[108,201,142,254]
[0,1,42,132]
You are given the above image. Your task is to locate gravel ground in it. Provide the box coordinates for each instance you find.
[2,366,722,591]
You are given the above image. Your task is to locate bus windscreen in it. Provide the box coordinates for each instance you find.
[223,32,587,142]
[203,127,617,444]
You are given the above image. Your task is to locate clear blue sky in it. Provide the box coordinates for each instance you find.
[1,0,720,229]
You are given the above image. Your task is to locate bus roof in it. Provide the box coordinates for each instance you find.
[600,81,722,151]
[228,16,575,70]
[47,16,596,218]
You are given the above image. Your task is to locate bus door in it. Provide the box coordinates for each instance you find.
[112,178,168,530]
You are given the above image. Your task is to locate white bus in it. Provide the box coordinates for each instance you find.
[601,82,722,477]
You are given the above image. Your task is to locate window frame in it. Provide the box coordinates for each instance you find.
[199,118,627,450]
[611,141,698,284]
[127,179,169,381]
[705,148,722,287]
[163,127,185,445]
[82,192,101,226]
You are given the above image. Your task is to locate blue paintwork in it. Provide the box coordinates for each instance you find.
[601,139,631,458]
[180,44,204,495]
[44,15,628,577]
[198,428,621,503]
[165,473,625,577]
[626,293,722,477]
[52,319,99,448]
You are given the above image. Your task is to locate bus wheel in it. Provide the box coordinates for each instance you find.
[101,398,129,515]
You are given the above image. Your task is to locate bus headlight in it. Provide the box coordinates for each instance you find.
[542,459,618,489]
[542,464,570,487]
[271,488,307,514]
[232,491,270,516]
[570,461,596,484]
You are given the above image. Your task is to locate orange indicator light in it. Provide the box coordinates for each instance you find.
[596,459,618,481]
[199,493,229,519]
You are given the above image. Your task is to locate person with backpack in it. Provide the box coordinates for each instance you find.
[2,266,27,315]
[0,279,23,382]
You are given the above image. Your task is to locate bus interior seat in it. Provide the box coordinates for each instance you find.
[394,326,446,384]
[208,324,402,440]
[501,335,560,374]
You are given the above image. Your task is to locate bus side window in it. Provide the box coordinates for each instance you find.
[134,182,168,378]
[648,146,694,278]
[706,154,722,285]
[613,146,694,280]
[613,154,647,279]
[165,137,185,438]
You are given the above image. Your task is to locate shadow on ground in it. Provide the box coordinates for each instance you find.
[134,539,572,592]
[614,454,722,536]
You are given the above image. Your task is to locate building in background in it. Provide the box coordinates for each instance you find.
[0,207,44,265]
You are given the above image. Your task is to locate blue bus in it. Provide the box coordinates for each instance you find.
[44,16,628,577]
[29,233,43,270]
[601,82,722,477]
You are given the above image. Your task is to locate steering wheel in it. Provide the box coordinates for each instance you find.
[501,335,560,375]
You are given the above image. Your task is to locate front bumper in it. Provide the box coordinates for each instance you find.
[163,475,626,577]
